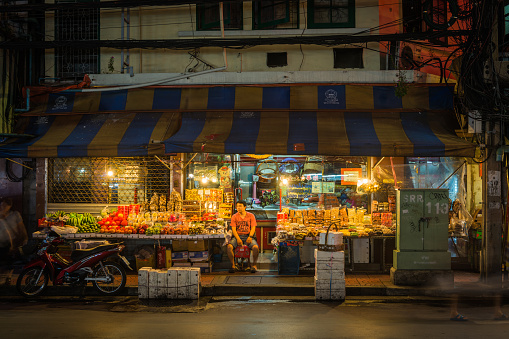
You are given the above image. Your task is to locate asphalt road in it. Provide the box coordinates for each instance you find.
[1,296,509,339]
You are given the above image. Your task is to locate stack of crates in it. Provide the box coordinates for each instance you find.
[138,267,200,299]
[314,231,345,300]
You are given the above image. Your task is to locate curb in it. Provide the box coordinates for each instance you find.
[0,285,476,298]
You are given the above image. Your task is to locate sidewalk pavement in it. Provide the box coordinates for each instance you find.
[3,269,507,300]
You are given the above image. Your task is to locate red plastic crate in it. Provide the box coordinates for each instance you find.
[234,245,250,258]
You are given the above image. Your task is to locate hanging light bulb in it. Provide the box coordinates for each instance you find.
[107,170,114,177]
[282,178,288,185]
[202,177,208,184]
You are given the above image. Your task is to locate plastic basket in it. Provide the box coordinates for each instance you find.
[278,242,300,275]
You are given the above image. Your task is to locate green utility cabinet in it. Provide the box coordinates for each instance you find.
[393,189,451,270]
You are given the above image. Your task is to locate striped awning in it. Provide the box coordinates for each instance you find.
[164,111,476,157]
[0,112,180,157]
[26,84,453,115]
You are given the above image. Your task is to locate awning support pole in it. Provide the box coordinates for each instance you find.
[371,157,385,171]
[6,158,33,170]
[154,155,171,170]
[437,160,467,188]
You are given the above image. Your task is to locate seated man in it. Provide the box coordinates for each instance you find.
[227,200,259,273]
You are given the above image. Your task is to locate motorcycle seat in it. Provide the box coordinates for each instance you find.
[70,243,121,262]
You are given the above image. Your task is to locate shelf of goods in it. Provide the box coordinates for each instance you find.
[218,203,232,219]
[274,207,395,242]
[185,188,224,203]
[182,201,204,219]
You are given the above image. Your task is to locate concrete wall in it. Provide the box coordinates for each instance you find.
[44,0,381,77]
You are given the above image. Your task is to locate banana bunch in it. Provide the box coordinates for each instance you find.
[68,213,100,233]
[306,229,319,237]
[45,210,67,221]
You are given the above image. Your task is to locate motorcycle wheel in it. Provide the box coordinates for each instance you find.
[16,267,49,297]
[92,261,126,295]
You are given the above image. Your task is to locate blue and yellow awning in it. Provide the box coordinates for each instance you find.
[1,84,475,158]
[27,84,453,115]
[0,112,180,157]
[164,111,475,157]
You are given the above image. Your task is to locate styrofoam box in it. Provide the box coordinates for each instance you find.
[319,232,343,246]
[315,260,345,271]
[315,288,345,301]
[156,270,168,299]
[314,277,346,290]
[314,249,345,261]
[177,268,190,299]
[167,269,178,299]
[138,267,152,299]
[188,267,200,285]
[315,268,345,281]
[148,270,160,299]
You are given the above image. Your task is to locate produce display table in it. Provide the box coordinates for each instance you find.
[32,233,225,240]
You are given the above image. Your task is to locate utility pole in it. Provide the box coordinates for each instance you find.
[482,122,503,285]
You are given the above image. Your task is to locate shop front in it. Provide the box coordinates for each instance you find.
[0,83,477,274]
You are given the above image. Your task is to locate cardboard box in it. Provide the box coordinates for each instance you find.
[172,240,188,252]
[156,246,167,269]
[136,256,156,271]
[165,249,172,268]
[189,251,209,261]
[187,239,208,252]
[173,262,192,267]
[193,261,213,273]
[171,251,189,261]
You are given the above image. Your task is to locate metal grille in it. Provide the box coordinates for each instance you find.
[55,0,100,80]
[48,157,172,204]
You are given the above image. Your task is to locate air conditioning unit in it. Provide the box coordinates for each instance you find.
[484,61,509,82]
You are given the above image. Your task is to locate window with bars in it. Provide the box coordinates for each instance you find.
[307,0,355,28]
[333,48,363,68]
[197,2,243,30]
[55,0,100,80]
[253,1,299,30]
[48,157,172,204]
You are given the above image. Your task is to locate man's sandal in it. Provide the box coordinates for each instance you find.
[450,314,468,321]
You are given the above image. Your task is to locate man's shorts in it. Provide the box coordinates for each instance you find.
[230,236,258,250]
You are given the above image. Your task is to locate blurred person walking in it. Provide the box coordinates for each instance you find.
[0,198,27,285]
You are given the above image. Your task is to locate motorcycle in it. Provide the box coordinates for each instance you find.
[16,230,133,297]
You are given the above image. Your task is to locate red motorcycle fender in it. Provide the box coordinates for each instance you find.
[21,259,50,281]
[55,248,121,285]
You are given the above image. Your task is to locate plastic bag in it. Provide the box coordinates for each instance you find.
[51,225,77,234]
[101,205,109,218]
